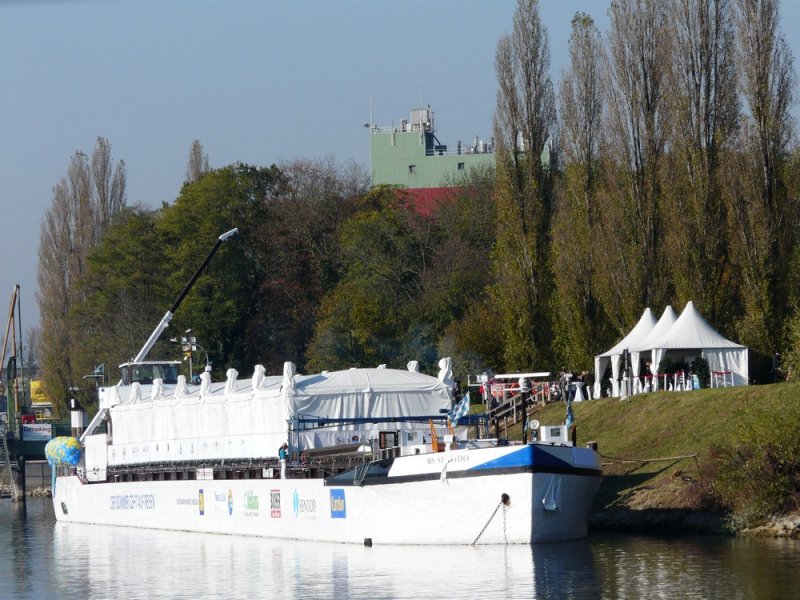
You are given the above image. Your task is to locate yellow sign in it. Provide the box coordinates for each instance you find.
[30,380,49,405]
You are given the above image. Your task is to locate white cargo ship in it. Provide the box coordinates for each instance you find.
[49,229,602,544]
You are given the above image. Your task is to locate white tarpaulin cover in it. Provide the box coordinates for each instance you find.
[108,363,452,464]
[594,308,657,396]
[290,367,451,420]
[644,301,749,386]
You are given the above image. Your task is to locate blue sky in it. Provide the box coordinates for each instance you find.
[1,0,798,336]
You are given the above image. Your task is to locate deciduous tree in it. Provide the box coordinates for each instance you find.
[553,12,611,369]
[492,0,557,370]
[594,0,671,334]
[158,163,283,374]
[729,0,797,360]
[663,0,739,324]
[251,157,368,371]
[185,139,210,184]
[37,137,126,412]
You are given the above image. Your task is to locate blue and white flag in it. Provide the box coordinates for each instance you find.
[449,393,470,425]
[565,399,574,431]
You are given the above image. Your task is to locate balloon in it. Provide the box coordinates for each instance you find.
[45,436,82,467]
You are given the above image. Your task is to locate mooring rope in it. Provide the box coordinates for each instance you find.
[472,493,510,546]
[472,501,502,546]
[598,452,698,464]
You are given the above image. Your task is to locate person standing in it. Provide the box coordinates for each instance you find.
[279,443,288,479]
[583,371,595,399]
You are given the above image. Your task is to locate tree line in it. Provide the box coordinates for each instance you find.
[35,0,799,414]
[492,0,798,380]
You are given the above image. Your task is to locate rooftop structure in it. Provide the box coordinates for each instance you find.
[369,106,495,190]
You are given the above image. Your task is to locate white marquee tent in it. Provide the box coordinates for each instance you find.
[641,301,748,387]
[595,302,749,396]
[630,305,678,392]
[593,308,657,397]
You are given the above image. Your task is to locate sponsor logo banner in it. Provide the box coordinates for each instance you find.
[207,490,228,515]
[22,423,51,441]
[244,490,260,517]
[292,489,317,517]
[270,489,281,518]
[330,489,346,519]
[110,494,155,510]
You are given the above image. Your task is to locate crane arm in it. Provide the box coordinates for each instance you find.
[131,228,238,363]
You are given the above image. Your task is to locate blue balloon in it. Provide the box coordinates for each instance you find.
[45,436,82,466]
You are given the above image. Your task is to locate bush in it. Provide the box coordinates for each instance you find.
[781,308,800,381]
[703,409,800,528]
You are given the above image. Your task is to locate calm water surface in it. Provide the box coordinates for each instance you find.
[2,498,799,599]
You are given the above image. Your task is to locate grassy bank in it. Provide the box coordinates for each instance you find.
[513,383,800,534]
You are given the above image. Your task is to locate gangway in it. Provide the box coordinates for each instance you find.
[1,422,18,498]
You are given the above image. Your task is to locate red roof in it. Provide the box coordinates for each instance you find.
[394,187,454,217]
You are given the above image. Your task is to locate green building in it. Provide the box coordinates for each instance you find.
[369,106,495,189]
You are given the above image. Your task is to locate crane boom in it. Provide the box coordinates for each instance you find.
[131,228,238,363]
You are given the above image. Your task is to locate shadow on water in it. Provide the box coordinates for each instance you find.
[531,539,601,600]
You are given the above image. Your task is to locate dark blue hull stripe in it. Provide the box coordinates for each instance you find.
[325,463,602,487]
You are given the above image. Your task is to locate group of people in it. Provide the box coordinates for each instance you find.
[556,370,596,402]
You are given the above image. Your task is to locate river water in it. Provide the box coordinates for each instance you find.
[2,498,799,599]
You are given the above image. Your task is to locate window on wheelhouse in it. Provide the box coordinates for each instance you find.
[120,362,180,385]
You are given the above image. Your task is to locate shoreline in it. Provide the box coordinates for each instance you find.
[590,508,800,539]
[590,508,729,536]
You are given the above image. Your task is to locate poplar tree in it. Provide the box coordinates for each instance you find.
[491,0,557,370]
[728,0,797,358]
[185,139,210,184]
[37,137,126,412]
[663,0,739,323]
[595,0,671,333]
[552,12,609,368]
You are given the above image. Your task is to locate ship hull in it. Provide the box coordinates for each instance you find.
[52,444,601,545]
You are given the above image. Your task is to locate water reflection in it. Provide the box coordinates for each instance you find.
[4,499,800,600]
[591,534,800,600]
[47,512,605,599]
[52,521,588,599]
[50,522,800,600]
[532,540,600,599]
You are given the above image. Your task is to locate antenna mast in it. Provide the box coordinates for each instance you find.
[369,79,373,129]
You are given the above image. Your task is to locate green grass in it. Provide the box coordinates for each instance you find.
[489,383,800,529]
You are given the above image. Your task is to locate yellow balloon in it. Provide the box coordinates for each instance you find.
[45,436,82,466]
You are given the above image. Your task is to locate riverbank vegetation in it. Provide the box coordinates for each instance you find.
[525,384,800,533]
